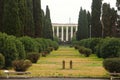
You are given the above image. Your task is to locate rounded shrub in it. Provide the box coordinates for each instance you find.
[103,58,120,73]
[83,48,92,57]
[15,39,26,59]
[100,38,120,58]
[27,52,40,63]
[2,36,18,67]
[52,41,59,50]
[12,59,32,72]
[19,36,39,53]
[78,46,86,54]
[0,53,5,69]
[35,38,45,52]
[87,38,101,53]
[78,46,92,57]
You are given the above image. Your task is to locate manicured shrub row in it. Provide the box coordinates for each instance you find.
[12,59,32,72]
[73,37,120,58]
[0,54,5,69]
[103,58,120,73]
[0,32,59,68]
[78,46,92,57]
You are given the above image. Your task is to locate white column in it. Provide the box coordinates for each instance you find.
[76,26,78,31]
[71,26,73,39]
[61,26,64,41]
[66,26,68,41]
[57,26,59,37]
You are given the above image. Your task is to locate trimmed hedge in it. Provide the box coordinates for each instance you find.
[19,36,39,53]
[103,58,120,73]
[0,54,5,69]
[78,46,92,57]
[96,38,120,58]
[73,37,120,59]
[0,33,59,68]
[27,52,40,63]
[12,59,32,72]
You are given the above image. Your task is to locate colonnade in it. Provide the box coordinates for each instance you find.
[52,23,78,42]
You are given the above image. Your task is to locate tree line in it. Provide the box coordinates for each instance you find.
[0,0,53,40]
[76,0,120,40]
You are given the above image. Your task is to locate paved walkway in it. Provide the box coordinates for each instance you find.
[1,78,109,80]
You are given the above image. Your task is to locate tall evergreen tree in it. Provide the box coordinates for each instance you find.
[102,3,117,37]
[18,0,27,36]
[25,0,35,37]
[33,0,42,37]
[0,0,4,32]
[87,11,91,38]
[91,0,102,37]
[116,0,120,37]
[41,9,45,37]
[43,6,53,40]
[3,0,21,37]
[76,7,89,40]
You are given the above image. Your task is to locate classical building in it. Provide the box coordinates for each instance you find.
[52,23,78,42]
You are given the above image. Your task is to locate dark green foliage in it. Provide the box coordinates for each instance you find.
[76,7,89,40]
[2,35,18,67]
[53,37,60,43]
[12,59,32,72]
[117,0,120,10]
[98,38,120,58]
[35,38,45,52]
[27,52,40,63]
[18,0,27,36]
[87,11,91,37]
[91,0,102,37]
[15,39,26,60]
[43,6,53,40]
[0,0,4,32]
[25,0,35,37]
[52,41,59,50]
[78,39,90,48]
[3,0,21,37]
[0,53,5,69]
[86,38,101,53]
[33,0,42,37]
[19,36,39,53]
[103,58,120,73]
[102,3,117,37]
[78,46,92,57]
[78,46,86,53]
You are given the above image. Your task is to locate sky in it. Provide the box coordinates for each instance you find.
[41,0,116,24]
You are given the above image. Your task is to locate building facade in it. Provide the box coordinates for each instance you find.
[52,23,78,42]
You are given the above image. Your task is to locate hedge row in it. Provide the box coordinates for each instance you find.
[73,37,120,58]
[0,32,59,68]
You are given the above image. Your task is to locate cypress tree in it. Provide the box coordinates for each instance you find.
[33,0,42,37]
[91,0,102,37]
[76,7,89,40]
[102,3,117,37]
[3,0,21,37]
[25,0,35,37]
[116,0,120,37]
[87,11,91,38]
[41,9,45,37]
[44,6,53,40]
[18,0,27,36]
[0,0,4,32]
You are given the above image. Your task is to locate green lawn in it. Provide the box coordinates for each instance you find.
[28,46,108,77]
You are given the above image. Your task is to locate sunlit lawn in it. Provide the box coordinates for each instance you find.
[27,46,108,77]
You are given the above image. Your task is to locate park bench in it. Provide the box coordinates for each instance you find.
[109,73,120,80]
[4,70,31,78]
